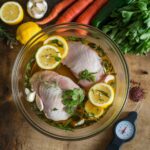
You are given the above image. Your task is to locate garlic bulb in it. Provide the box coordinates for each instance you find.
[27,0,48,19]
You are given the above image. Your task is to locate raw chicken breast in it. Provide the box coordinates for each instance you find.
[30,71,79,121]
[62,42,104,87]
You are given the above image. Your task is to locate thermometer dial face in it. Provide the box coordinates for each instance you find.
[115,120,135,140]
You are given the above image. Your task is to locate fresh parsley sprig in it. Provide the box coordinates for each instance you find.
[101,0,150,55]
[62,88,85,115]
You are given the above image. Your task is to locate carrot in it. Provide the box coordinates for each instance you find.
[56,0,94,25]
[37,0,76,25]
[76,0,108,25]
[76,0,108,35]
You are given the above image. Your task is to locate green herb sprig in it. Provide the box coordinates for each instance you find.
[101,0,150,55]
[62,88,85,115]
[96,90,110,98]
[79,69,96,82]
[0,26,17,49]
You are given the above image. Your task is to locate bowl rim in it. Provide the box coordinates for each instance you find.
[11,22,129,141]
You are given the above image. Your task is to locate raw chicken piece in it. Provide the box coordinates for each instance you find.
[62,42,104,87]
[30,71,79,121]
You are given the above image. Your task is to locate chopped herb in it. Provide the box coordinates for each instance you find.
[52,108,58,111]
[51,39,63,48]
[66,36,86,43]
[96,46,105,57]
[51,39,58,44]
[66,36,81,41]
[62,88,85,115]
[88,42,97,49]
[79,69,96,82]
[96,90,110,98]
[56,124,73,131]
[102,60,113,73]
[54,56,61,62]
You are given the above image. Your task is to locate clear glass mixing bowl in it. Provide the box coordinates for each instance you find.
[11,23,129,140]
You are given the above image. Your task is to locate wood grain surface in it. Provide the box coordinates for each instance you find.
[0,0,150,150]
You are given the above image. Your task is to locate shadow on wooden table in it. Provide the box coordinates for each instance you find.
[0,99,26,150]
[94,112,129,150]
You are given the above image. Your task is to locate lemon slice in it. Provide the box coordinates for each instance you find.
[36,45,61,69]
[88,83,114,108]
[44,35,68,58]
[0,2,24,25]
[85,100,104,118]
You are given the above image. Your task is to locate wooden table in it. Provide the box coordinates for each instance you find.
[0,0,150,150]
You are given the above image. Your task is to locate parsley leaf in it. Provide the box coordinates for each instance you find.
[101,0,150,55]
[62,88,85,115]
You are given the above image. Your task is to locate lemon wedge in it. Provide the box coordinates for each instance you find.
[36,45,61,69]
[0,2,24,25]
[44,35,68,58]
[88,83,114,108]
[16,22,42,44]
[85,100,104,118]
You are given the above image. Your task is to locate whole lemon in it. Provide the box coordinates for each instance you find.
[16,22,42,44]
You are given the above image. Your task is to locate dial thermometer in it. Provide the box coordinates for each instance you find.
[107,111,137,150]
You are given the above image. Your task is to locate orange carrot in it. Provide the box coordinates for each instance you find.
[76,0,108,25]
[37,0,76,25]
[56,0,94,25]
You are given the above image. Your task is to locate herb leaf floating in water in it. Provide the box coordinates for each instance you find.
[62,88,85,115]
[101,0,150,55]
[79,69,96,82]
[96,90,110,98]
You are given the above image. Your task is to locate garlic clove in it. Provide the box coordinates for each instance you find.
[25,88,30,95]
[104,75,115,83]
[36,94,44,111]
[75,119,85,126]
[27,91,36,102]
[28,1,34,8]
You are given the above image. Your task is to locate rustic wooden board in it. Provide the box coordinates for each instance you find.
[0,0,150,150]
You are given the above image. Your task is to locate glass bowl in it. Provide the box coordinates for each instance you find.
[11,23,129,140]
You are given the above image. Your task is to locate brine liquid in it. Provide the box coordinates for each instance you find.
[24,36,116,130]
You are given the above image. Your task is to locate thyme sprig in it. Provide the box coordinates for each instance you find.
[79,69,97,82]
[0,26,17,49]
